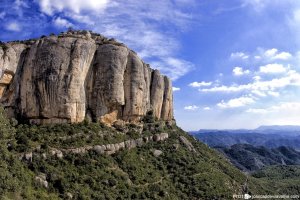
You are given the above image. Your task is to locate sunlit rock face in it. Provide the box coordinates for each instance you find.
[0,31,173,124]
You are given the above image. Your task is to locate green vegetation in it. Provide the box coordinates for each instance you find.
[0,107,59,199]
[216,144,300,171]
[253,165,300,194]
[0,107,299,199]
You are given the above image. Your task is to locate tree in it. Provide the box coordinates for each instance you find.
[0,106,15,143]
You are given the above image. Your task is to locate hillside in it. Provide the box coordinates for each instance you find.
[253,165,300,195]
[0,107,270,199]
[216,144,300,171]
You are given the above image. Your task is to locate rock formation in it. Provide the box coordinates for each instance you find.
[20,132,169,159]
[0,31,174,124]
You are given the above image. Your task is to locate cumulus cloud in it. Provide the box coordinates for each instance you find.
[251,90,266,97]
[203,107,211,110]
[263,48,292,60]
[268,91,280,97]
[184,105,199,111]
[230,48,292,62]
[253,75,261,81]
[230,52,249,59]
[53,17,73,28]
[247,102,300,114]
[172,87,180,91]
[200,67,300,99]
[189,81,212,87]
[259,63,287,74]
[264,48,278,57]
[217,96,255,108]
[233,66,250,76]
[39,0,110,15]
[5,22,21,31]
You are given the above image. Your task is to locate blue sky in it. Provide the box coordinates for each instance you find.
[1,0,300,130]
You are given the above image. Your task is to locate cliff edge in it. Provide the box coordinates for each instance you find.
[0,30,173,124]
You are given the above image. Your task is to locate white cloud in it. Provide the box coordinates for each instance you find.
[88,1,194,80]
[200,68,300,97]
[184,105,199,111]
[268,91,279,97]
[264,48,292,60]
[201,85,246,92]
[172,87,180,91]
[259,63,287,74]
[5,22,21,32]
[189,81,212,87]
[65,13,95,25]
[273,52,292,60]
[153,57,194,80]
[251,90,266,97]
[272,102,300,111]
[230,52,249,59]
[264,48,278,57]
[253,75,261,81]
[247,102,300,114]
[254,55,261,59]
[53,17,73,28]
[39,0,110,15]
[217,96,255,109]
[203,107,211,110]
[233,66,250,76]
[231,48,292,63]
[0,12,5,19]
[246,108,268,114]
[36,0,195,80]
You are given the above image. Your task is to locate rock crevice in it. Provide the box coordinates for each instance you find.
[0,31,174,124]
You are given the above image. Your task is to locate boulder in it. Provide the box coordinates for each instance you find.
[179,136,196,152]
[35,173,48,188]
[152,149,163,157]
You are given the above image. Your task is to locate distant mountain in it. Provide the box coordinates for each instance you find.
[191,125,300,136]
[216,144,300,172]
[256,125,300,132]
[191,130,300,149]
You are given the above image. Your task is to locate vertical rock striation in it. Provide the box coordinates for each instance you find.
[0,31,174,124]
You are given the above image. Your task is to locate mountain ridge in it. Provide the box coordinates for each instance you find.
[192,125,300,133]
[216,144,300,172]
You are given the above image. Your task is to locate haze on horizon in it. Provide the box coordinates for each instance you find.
[1,0,300,130]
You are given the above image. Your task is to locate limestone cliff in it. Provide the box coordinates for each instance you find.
[0,31,173,124]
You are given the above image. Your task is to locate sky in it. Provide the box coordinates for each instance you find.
[1,0,300,131]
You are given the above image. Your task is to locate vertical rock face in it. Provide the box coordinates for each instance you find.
[0,31,174,124]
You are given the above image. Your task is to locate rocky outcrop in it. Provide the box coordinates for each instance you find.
[0,31,173,124]
[20,132,169,159]
[35,173,48,188]
[179,136,196,152]
[152,149,163,157]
